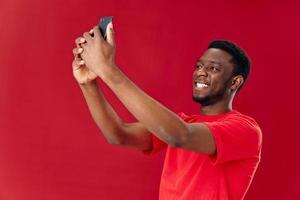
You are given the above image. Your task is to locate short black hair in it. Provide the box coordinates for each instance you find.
[208,40,251,90]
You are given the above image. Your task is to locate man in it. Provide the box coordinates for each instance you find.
[72,22,262,200]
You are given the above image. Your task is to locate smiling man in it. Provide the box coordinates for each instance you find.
[72,22,262,200]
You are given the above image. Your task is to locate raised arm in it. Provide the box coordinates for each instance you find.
[79,82,152,151]
[72,40,152,151]
[77,23,216,155]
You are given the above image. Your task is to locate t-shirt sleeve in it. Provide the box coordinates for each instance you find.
[204,114,262,165]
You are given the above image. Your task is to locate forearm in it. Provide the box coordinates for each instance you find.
[99,66,188,146]
[79,81,126,144]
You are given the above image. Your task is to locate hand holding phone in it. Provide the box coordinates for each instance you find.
[98,16,113,39]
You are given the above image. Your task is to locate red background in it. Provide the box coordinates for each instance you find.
[1,0,300,199]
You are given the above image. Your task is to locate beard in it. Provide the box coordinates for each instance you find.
[192,92,225,106]
[192,80,230,106]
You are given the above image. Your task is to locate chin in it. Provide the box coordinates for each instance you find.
[192,95,210,105]
[192,94,222,106]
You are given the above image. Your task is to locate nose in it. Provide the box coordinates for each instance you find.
[195,67,208,77]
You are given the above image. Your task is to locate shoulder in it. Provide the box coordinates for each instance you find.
[220,111,263,147]
[225,111,262,133]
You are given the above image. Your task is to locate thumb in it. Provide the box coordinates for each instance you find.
[106,22,115,47]
[93,26,104,42]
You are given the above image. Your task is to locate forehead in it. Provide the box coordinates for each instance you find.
[198,48,234,67]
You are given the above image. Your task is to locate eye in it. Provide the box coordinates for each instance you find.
[196,63,204,69]
[209,66,220,72]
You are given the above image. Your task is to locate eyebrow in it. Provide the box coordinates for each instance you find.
[197,59,223,66]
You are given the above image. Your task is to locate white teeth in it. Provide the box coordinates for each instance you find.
[196,83,208,88]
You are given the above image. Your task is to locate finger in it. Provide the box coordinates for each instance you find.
[75,56,83,62]
[106,22,115,47]
[80,43,89,56]
[75,58,85,66]
[73,47,83,55]
[72,60,81,70]
[83,32,93,43]
[75,37,86,47]
[93,26,104,42]
[89,28,94,36]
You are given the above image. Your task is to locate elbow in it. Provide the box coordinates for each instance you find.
[168,140,183,148]
[167,135,187,148]
[103,128,126,146]
[161,128,189,148]
[106,136,125,146]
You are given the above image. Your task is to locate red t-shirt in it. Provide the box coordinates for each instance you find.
[145,110,262,200]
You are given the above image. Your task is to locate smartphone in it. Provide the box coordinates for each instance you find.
[98,16,113,39]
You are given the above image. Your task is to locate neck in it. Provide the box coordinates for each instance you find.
[199,96,233,115]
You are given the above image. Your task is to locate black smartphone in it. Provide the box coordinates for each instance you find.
[98,16,113,39]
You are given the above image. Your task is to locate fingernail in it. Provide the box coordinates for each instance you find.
[78,48,83,52]
[80,38,85,43]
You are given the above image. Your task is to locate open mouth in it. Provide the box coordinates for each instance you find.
[194,82,209,88]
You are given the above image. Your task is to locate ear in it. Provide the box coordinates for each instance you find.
[231,75,244,91]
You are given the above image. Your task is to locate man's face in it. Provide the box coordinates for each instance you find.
[192,48,235,106]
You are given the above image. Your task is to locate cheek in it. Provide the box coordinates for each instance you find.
[192,70,197,77]
[210,75,230,91]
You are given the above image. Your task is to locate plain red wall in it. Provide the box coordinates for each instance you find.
[1,0,300,199]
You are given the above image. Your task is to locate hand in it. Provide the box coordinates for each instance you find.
[80,23,116,78]
[72,37,98,85]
